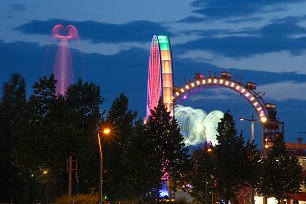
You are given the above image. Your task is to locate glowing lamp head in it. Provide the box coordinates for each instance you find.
[43,170,48,174]
[207,147,213,153]
[260,117,267,123]
[103,128,111,135]
[239,118,245,121]
[144,118,147,125]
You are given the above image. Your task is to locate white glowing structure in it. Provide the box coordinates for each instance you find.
[174,105,224,146]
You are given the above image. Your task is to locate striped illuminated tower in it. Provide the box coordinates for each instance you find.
[146,35,173,118]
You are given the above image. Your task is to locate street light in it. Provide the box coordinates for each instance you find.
[240,115,260,204]
[42,169,49,204]
[239,114,257,142]
[103,128,111,135]
[204,144,213,204]
[97,127,111,204]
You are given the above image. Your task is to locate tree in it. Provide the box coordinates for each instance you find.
[258,136,303,203]
[65,79,103,192]
[103,93,137,200]
[0,73,26,203]
[11,75,58,203]
[245,140,261,190]
[189,144,216,204]
[145,98,189,200]
[12,76,103,202]
[214,111,258,204]
[123,119,160,203]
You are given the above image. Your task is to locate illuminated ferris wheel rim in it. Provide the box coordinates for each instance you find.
[173,73,272,123]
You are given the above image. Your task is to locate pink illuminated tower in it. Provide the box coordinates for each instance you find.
[51,24,79,95]
[146,35,174,120]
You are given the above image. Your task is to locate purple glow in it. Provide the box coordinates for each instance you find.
[183,95,187,99]
[52,24,79,95]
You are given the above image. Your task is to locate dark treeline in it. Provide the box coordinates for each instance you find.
[0,74,189,204]
[0,73,304,204]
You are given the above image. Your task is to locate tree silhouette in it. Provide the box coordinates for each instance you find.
[145,98,189,201]
[214,111,259,204]
[259,136,303,204]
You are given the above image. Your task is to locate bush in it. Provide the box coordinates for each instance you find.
[52,193,98,204]
[159,197,189,204]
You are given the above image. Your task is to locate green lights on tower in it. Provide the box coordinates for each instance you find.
[157,35,170,51]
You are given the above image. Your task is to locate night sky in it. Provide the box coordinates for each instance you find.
[1,0,306,144]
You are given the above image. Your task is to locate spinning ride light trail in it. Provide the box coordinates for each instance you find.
[174,105,223,146]
[51,24,79,95]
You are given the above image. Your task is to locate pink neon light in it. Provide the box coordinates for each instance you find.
[52,24,79,95]
[146,37,161,117]
[146,35,174,118]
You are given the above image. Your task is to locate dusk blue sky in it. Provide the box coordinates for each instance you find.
[1,0,306,144]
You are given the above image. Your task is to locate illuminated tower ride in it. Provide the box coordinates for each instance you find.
[146,35,173,118]
[51,24,79,95]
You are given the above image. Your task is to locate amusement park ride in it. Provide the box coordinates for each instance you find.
[145,34,284,150]
[51,24,80,95]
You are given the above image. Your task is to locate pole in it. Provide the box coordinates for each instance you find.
[251,114,255,141]
[99,153,103,204]
[68,156,72,204]
[251,187,255,204]
[98,132,103,204]
[97,128,111,204]
[262,124,265,154]
[46,180,49,204]
[250,115,255,204]
[251,120,255,141]
[205,177,207,204]
[168,176,173,199]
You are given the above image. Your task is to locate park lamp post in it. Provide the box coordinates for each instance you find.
[240,115,259,204]
[42,169,49,204]
[204,143,213,204]
[97,127,111,204]
[239,114,257,142]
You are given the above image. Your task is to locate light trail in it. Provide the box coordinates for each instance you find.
[52,24,79,95]
[174,105,224,146]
